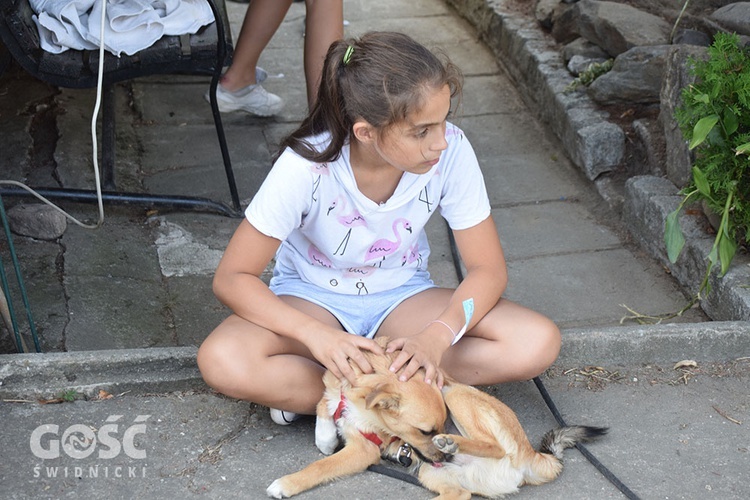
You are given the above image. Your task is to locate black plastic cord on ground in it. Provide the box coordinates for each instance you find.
[367,464,422,487]
[532,378,641,500]
[447,221,641,500]
[368,223,642,498]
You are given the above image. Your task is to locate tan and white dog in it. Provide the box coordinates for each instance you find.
[267,336,448,498]
[266,337,606,499]
[385,380,607,499]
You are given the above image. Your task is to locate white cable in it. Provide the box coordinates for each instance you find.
[1,0,108,230]
[87,0,107,228]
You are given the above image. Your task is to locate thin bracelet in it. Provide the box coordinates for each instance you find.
[430,299,475,346]
[428,320,457,339]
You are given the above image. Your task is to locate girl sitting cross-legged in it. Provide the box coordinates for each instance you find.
[197,31,561,425]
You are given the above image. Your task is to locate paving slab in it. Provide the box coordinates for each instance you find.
[493,200,622,260]
[62,220,162,281]
[505,248,704,328]
[64,275,172,351]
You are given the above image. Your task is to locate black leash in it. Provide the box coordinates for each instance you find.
[367,464,422,487]
[449,224,641,499]
[532,378,641,500]
[368,224,642,499]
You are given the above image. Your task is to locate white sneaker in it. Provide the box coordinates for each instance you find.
[270,408,300,426]
[205,67,283,116]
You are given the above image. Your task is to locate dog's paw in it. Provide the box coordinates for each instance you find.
[433,434,458,455]
[266,478,290,498]
[315,416,339,455]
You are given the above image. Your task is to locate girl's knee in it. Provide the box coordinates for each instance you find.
[196,328,252,393]
[196,335,230,388]
[536,318,562,369]
[196,336,220,376]
[539,315,561,350]
[517,317,561,378]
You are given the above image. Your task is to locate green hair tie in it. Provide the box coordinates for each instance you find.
[343,45,354,65]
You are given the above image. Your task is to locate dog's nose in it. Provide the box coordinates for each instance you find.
[429,450,448,463]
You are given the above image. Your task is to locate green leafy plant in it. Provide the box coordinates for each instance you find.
[564,59,613,92]
[60,389,80,402]
[665,32,750,295]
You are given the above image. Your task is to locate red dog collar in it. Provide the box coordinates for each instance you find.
[334,391,383,447]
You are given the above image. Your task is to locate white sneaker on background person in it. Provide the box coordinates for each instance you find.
[205,67,284,116]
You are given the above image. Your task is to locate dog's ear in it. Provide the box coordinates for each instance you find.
[365,383,401,412]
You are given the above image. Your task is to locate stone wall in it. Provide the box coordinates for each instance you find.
[446,0,750,320]
[541,0,749,188]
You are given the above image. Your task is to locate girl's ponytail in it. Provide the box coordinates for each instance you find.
[278,41,352,162]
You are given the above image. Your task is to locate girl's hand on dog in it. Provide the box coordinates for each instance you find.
[305,329,384,385]
[386,327,452,387]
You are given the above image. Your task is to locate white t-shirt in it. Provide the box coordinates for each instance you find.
[246,122,491,295]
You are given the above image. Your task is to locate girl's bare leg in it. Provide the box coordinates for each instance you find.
[377,288,561,385]
[303,0,344,106]
[197,296,342,414]
[221,0,294,92]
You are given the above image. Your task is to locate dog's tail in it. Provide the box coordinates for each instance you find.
[539,425,608,460]
[524,426,608,485]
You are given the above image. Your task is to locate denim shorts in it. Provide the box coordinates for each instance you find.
[269,269,436,338]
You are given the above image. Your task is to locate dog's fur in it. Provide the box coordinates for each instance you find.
[382,380,608,499]
[267,337,447,498]
[266,337,606,499]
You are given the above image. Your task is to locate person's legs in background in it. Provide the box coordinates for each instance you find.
[221,0,293,92]
[208,0,343,116]
[207,0,292,116]
[302,0,343,106]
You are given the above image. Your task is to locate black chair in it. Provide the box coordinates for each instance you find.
[0,0,241,216]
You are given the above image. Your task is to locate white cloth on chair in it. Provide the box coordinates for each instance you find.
[156,0,214,35]
[87,0,165,56]
[31,0,98,53]
[31,0,215,56]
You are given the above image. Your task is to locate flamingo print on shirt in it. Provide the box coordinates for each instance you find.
[310,163,329,203]
[365,218,412,267]
[401,242,423,268]
[327,196,367,256]
[343,266,377,279]
[344,266,377,294]
[308,244,333,268]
